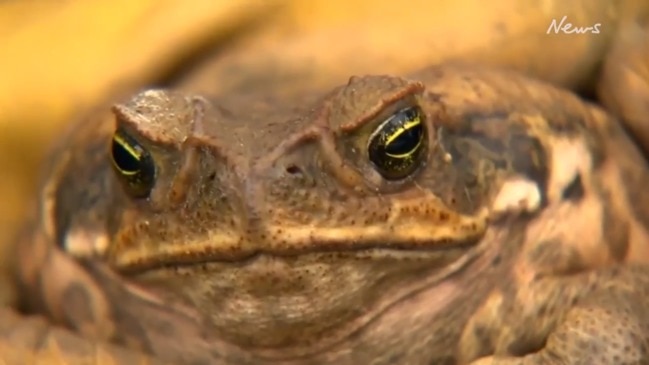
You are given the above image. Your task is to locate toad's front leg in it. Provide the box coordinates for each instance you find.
[0,307,170,365]
[462,264,649,365]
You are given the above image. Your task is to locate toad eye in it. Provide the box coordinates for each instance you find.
[110,129,156,198]
[367,106,426,180]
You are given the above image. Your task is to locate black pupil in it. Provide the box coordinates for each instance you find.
[385,123,422,156]
[112,139,141,173]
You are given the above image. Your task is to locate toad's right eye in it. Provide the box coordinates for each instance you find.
[367,106,427,180]
[110,129,156,198]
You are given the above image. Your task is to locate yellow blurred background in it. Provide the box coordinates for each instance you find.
[0,0,647,289]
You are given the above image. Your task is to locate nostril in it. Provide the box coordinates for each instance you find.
[285,164,303,175]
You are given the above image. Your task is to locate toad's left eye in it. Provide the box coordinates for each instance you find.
[110,128,156,198]
[367,106,426,180]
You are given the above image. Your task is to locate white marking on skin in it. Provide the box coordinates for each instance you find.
[522,184,608,270]
[491,177,541,215]
[65,228,109,257]
[546,137,592,203]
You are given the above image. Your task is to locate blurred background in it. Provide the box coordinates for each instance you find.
[0,0,647,301]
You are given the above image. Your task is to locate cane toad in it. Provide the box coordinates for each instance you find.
[5,63,649,364]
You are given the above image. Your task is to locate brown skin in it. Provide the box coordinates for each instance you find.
[6,62,649,364]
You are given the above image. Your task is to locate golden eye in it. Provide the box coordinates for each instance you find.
[367,106,426,180]
[110,128,156,198]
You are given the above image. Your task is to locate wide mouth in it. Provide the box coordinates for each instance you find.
[105,206,489,273]
[109,233,484,275]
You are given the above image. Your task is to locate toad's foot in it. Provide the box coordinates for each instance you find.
[464,265,649,365]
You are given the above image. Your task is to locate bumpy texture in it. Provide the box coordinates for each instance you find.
[6,63,649,364]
